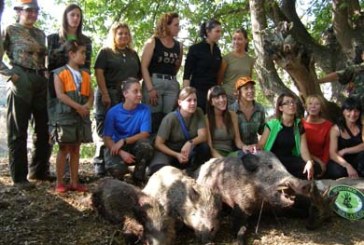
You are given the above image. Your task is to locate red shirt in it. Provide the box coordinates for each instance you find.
[302,119,333,164]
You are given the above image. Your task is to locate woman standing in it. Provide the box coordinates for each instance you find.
[0,0,51,188]
[205,86,244,158]
[326,97,364,179]
[141,12,183,133]
[149,87,211,175]
[47,3,92,177]
[93,23,141,176]
[218,28,255,105]
[229,76,265,150]
[103,78,153,184]
[302,95,332,176]
[183,19,222,112]
[258,93,320,180]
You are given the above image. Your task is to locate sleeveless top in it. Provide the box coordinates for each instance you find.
[148,37,180,75]
[338,125,363,150]
[212,126,235,152]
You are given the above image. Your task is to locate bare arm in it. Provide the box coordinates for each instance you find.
[205,116,223,158]
[141,38,155,92]
[300,133,315,180]
[257,126,270,150]
[230,111,244,149]
[155,135,179,158]
[141,38,158,105]
[175,42,183,73]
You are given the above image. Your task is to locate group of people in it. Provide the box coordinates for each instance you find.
[1,0,363,193]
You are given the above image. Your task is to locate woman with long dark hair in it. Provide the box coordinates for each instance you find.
[183,19,222,112]
[326,97,364,179]
[205,86,244,157]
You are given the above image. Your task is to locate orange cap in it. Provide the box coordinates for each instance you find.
[14,0,39,10]
[235,76,255,90]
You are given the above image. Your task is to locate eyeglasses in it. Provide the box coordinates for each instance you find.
[281,100,296,106]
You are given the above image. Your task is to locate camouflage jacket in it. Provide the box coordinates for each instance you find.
[337,62,364,97]
[0,23,46,78]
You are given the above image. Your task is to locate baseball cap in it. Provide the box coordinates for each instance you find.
[235,76,256,90]
[14,0,39,10]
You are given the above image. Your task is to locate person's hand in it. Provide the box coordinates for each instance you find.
[148,88,159,106]
[10,74,20,84]
[242,144,257,153]
[111,139,125,155]
[102,93,111,109]
[346,164,359,178]
[338,148,348,157]
[181,141,193,158]
[119,150,135,165]
[76,104,89,117]
[176,152,188,164]
[303,160,314,180]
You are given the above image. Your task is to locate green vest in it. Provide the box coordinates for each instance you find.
[264,118,301,156]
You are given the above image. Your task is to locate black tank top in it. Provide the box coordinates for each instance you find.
[148,37,180,76]
[338,125,363,150]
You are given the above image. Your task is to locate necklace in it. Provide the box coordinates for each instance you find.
[116,48,127,63]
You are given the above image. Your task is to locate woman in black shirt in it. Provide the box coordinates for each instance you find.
[141,12,183,133]
[183,19,222,113]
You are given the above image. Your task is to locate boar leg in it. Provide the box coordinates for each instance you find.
[232,204,249,245]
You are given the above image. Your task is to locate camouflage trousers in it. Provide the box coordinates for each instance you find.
[7,66,51,183]
[104,138,154,179]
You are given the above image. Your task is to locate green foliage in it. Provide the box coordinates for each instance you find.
[52,143,95,158]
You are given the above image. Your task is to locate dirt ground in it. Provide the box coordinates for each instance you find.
[0,158,363,245]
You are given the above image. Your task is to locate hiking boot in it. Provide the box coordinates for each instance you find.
[13,180,35,191]
[28,172,56,182]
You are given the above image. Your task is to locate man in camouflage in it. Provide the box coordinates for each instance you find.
[318,48,364,109]
[0,0,51,189]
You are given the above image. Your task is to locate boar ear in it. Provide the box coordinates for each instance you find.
[189,186,201,202]
[241,153,259,172]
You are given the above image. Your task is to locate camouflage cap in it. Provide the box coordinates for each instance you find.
[235,76,256,90]
[14,0,39,10]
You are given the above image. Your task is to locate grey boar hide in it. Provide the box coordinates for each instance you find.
[195,151,320,244]
[91,178,175,245]
[143,166,222,244]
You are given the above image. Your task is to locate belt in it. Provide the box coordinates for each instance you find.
[15,64,46,76]
[153,73,176,80]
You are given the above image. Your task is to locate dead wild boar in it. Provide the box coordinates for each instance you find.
[143,166,221,244]
[195,151,315,244]
[91,178,175,245]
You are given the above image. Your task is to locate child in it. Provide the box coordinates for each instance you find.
[52,40,94,193]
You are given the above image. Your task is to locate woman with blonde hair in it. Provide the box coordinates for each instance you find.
[93,22,141,176]
[302,95,332,176]
[141,12,183,133]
